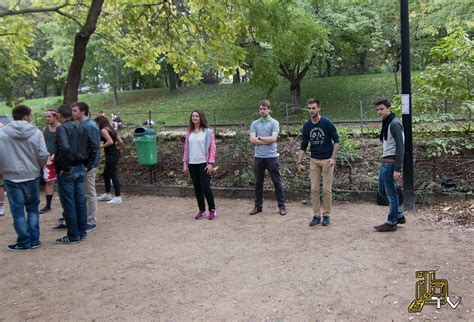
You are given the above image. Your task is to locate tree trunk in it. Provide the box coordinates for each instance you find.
[233,68,241,84]
[325,59,331,77]
[63,0,105,105]
[112,65,119,106]
[167,63,177,91]
[290,81,301,111]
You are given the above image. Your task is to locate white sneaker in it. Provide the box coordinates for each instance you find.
[97,193,113,201]
[106,196,122,205]
[0,206,4,216]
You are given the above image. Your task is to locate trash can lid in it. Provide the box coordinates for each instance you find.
[134,126,156,137]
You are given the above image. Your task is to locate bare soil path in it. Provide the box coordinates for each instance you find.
[0,195,472,320]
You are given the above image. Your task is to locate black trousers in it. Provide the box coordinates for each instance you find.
[104,155,121,196]
[254,157,285,209]
[188,163,215,211]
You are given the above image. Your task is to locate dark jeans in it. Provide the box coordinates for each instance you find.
[104,156,121,196]
[4,178,41,248]
[254,157,285,209]
[188,163,215,211]
[378,163,404,225]
[58,165,87,240]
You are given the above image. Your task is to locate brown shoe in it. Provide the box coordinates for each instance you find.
[279,207,286,216]
[374,223,397,232]
[397,216,406,224]
[249,207,262,215]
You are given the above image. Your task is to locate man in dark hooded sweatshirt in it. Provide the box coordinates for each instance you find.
[373,98,406,232]
[0,105,48,251]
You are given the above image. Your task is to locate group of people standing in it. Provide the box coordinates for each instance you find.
[184,97,406,232]
[0,102,123,251]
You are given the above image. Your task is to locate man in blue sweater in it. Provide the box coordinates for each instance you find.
[373,97,406,232]
[296,98,339,227]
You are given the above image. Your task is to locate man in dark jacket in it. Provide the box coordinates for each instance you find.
[55,104,99,244]
[0,105,48,251]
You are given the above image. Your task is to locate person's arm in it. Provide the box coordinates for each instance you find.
[258,132,278,144]
[37,131,49,167]
[86,126,99,171]
[296,124,309,171]
[327,123,340,167]
[183,130,189,174]
[101,128,114,148]
[249,121,263,144]
[390,121,405,180]
[55,125,71,173]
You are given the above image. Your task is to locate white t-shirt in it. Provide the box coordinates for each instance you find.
[188,131,207,164]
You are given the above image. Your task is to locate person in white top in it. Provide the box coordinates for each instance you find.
[183,110,217,220]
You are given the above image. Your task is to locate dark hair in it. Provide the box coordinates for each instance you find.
[258,99,271,109]
[72,101,90,116]
[373,97,391,108]
[57,104,72,118]
[94,115,118,140]
[188,110,209,131]
[12,104,32,120]
[306,98,320,106]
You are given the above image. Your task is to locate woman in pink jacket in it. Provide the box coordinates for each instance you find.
[183,110,217,220]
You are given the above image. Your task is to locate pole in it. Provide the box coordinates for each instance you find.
[401,0,415,210]
[213,106,216,135]
[285,103,289,135]
[359,100,364,135]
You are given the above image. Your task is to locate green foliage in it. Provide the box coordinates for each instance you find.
[422,137,474,158]
[336,128,361,165]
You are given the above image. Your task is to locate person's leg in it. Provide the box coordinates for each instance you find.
[73,166,88,239]
[107,158,121,197]
[103,161,112,194]
[0,180,4,216]
[57,172,80,241]
[84,168,97,225]
[380,163,399,225]
[377,165,388,205]
[43,180,55,211]
[198,163,215,210]
[310,158,322,217]
[267,157,285,209]
[189,164,206,211]
[321,159,335,216]
[253,157,266,209]
[24,178,41,246]
[4,180,31,248]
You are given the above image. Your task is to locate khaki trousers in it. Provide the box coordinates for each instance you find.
[84,168,97,225]
[310,158,334,216]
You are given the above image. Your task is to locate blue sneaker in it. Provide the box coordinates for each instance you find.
[322,215,330,226]
[309,216,321,226]
[86,224,96,232]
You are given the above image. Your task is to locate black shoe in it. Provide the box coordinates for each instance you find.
[279,207,286,216]
[51,223,67,230]
[56,236,80,244]
[249,207,262,215]
[39,207,51,214]
[374,223,397,232]
[31,241,42,249]
[398,216,406,224]
[7,244,30,251]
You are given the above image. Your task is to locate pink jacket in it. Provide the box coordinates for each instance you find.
[183,128,216,164]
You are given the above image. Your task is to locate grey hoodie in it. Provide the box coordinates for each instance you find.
[0,120,48,181]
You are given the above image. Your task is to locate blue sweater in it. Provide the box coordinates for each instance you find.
[300,116,340,159]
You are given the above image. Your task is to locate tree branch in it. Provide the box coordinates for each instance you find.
[0,2,69,18]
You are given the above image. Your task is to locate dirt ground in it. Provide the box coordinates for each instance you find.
[0,194,472,321]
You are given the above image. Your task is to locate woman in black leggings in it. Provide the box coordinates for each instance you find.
[94,116,123,205]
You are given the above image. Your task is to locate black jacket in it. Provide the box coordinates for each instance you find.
[55,119,99,174]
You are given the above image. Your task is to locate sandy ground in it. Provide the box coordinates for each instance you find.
[0,194,473,321]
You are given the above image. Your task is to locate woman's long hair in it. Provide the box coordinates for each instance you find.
[188,110,209,131]
[94,115,118,141]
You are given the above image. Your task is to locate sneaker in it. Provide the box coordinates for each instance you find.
[374,223,397,232]
[249,207,262,215]
[86,224,96,232]
[322,215,330,226]
[0,206,4,216]
[31,241,42,249]
[195,210,206,220]
[398,216,406,224]
[106,196,122,204]
[208,209,216,220]
[309,216,321,226]
[51,222,67,230]
[39,206,51,214]
[79,235,87,241]
[7,244,30,251]
[279,207,286,216]
[97,193,113,201]
[56,236,80,244]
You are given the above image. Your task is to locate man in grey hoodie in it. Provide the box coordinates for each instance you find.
[0,105,48,251]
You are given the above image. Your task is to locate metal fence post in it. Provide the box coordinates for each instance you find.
[444,98,448,114]
[285,103,289,135]
[213,106,217,135]
[148,109,152,125]
[359,100,364,135]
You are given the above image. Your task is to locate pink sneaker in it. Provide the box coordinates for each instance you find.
[195,210,205,220]
[208,209,216,220]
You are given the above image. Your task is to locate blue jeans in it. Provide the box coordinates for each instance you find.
[58,165,87,240]
[4,178,41,248]
[254,157,285,209]
[378,163,404,225]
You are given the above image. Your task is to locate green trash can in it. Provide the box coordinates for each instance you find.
[133,127,157,165]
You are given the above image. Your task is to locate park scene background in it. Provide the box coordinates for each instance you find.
[0,0,473,320]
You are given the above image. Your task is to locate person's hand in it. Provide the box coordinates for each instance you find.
[328,158,335,167]
[393,171,402,181]
[296,163,305,172]
[183,164,189,175]
[205,164,214,175]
